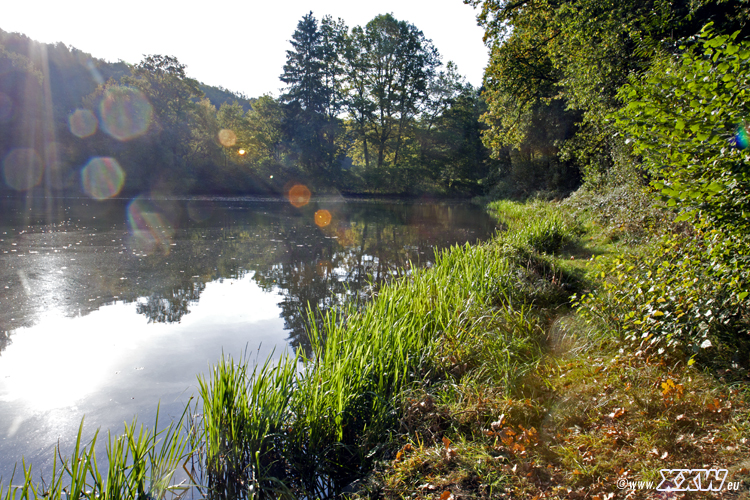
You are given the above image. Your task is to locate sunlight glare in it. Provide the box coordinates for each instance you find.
[736,123,750,150]
[314,209,332,227]
[2,148,44,191]
[68,109,98,138]
[0,309,120,411]
[81,157,126,200]
[0,92,12,123]
[100,87,153,141]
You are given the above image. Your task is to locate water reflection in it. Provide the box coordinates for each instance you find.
[0,195,496,476]
[0,197,496,353]
[136,281,205,324]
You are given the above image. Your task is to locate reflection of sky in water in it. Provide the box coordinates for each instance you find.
[0,197,497,477]
[0,272,285,476]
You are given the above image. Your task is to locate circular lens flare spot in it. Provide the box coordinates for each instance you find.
[314,209,332,227]
[3,148,43,191]
[0,92,13,123]
[238,149,246,155]
[218,129,237,147]
[68,109,98,138]
[288,184,311,208]
[100,87,153,141]
[127,196,174,255]
[736,123,750,150]
[81,157,125,200]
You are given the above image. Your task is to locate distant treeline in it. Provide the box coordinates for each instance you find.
[0,17,498,198]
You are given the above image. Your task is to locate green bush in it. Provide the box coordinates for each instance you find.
[575,231,750,369]
[614,24,750,236]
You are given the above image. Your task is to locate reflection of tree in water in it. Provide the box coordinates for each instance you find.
[0,331,11,355]
[0,198,495,357]
[136,281,206,323]
[250,208,458,352]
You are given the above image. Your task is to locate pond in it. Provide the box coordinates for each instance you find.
[0,194,497,478]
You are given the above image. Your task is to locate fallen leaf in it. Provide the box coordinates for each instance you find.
[609,408,626,419]
[439,491,455,500]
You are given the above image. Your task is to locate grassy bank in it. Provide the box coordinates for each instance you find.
[349,194,750,499]
[3,193,749,499]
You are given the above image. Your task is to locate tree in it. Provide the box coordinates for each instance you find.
[615,26,750,235]
[280,13,347,183]
[468,0,750,189]
[122,55,203,174]
[343,14,440,191]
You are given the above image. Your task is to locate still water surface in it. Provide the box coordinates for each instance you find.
[0,195,497,477]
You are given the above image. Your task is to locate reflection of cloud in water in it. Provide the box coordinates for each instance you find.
[0,274,282,414]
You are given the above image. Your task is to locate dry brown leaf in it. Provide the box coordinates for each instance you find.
[609,407,626,419]
[439,491,455,500]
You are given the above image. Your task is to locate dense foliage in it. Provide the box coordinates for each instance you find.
[468,0,749,192]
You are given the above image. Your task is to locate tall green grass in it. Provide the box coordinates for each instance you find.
[196,350,297,499]
[193,231,567,497]
[489,199,579,254]
[0,408,189,500]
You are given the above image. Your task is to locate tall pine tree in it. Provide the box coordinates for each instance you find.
[280,12,345,183]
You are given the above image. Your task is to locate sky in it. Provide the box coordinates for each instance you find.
[2,0,490,99]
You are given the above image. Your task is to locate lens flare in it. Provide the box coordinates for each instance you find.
[81,157,125,200]
[0,92,13,123]
[100,86,153,141]
[736,123,750,150]
[127,196,174,255]
[187,200,214,222]
[288,184,311,208]
[68,109,98,138]
[44,142,64,172]
[218,129,237,147]
[2,148,44,191]
[314,209,332,227]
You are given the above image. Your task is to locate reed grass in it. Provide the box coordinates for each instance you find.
[0,407,189,500]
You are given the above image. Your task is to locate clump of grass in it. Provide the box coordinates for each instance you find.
[196,350,297,499]
[187,234,563,498]
[0,409,190,500]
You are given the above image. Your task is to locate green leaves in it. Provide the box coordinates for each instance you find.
[614,27,750,235]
